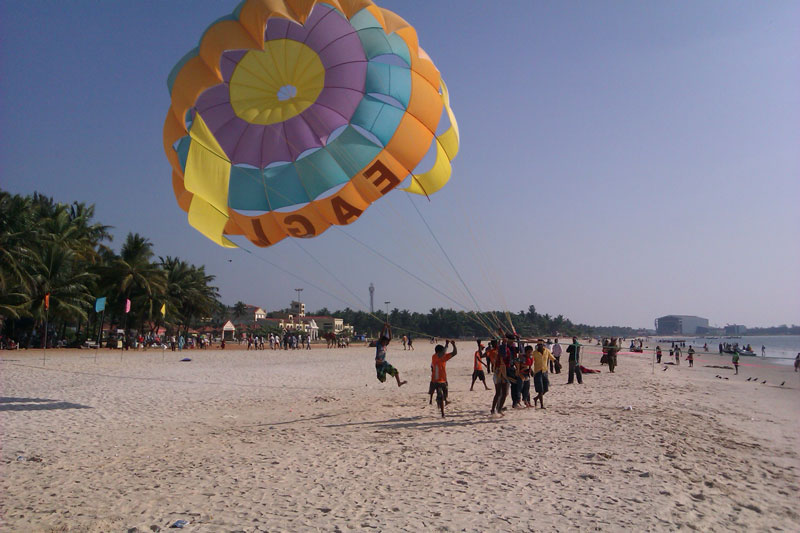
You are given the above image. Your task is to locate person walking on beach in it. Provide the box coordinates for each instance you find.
[491,342,511,415]
[520,346,534,408]
[471,341,489,391]
[504,339,523,408]
[551,338,563,374]
[431,340,457,417]
[686,346,694,367]
[566,337,582,384]
[656,345,662,364]
[532,340,555,408]
[673,344,681,366]
[375,323,407,387]
[402,335,407,350]
[732,350,740,375]
[484,340,496,374]
[761,345,765,357]
[407,334,414,351]
[607,338,619,373]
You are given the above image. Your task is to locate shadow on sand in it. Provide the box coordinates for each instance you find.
[0,397,92,412]
[324,410,501,431]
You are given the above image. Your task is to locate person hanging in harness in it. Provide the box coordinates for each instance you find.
[375,323,407,387]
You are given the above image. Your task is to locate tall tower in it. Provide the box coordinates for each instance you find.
[369,283,375,313]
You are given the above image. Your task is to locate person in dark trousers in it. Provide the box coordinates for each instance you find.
[607,338,619,373]
[491,345,512,415]
[431,340,457,417]
[532,340,555,408]
[655,345,662,363]
[470,340,490,391]
[504,339,522,408]
[566,337,583,384]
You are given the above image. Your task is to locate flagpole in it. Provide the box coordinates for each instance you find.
[96,309,105,363]
[121,299,130,362]
[43,303,49,366]
[42,292,50,366]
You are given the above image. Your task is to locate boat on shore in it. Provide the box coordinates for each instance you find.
[721,342,756,356]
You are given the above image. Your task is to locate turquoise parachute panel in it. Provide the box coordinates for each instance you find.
[356,28,411,66]
[176,136,192,171]
[295,148,350,199]
[364,62,410,108]
[264,164,310,209]
[350,8,382,31]
[229,166,269,211]
[326,126,382,178]
[351,95,404,146]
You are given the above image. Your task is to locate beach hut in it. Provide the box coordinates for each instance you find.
[222,320,236,341]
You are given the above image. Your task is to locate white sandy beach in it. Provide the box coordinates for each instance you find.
[1,343,798,532]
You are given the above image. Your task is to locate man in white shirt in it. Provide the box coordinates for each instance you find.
[551,338,563,374]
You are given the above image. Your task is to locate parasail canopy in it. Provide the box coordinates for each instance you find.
[164,0,459,248]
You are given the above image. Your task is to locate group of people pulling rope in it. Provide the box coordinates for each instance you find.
[375,324,585,418]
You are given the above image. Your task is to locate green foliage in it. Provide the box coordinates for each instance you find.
[316,305,642,339]
[0,188,221,346]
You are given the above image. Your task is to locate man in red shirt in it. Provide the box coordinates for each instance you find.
[431,340,458,417]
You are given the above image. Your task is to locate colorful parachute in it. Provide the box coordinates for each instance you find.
[164,0,459,248]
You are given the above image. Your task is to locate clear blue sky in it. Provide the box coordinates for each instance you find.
[2,1,798,329]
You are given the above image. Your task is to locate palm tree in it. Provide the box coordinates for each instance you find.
[162,256,220,335]
[0,192,35,317]
[104,233,166,340]
[233,301,247,321]
[26,242,96,347]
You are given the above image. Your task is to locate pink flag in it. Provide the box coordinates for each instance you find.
[125,299,131,313]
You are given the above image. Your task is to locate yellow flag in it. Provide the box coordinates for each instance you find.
[160,303,166,317]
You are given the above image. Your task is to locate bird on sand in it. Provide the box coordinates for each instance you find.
[746,377,752,381]
[761,380,767,384]
[780,381,785,387]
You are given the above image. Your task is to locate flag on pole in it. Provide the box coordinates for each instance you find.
[160,303,166,317]
[45,293,50,310]
[125,299,131,313]
[95,297,106,313]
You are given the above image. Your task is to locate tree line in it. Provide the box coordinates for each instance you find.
[0,190,222,347]
[314,305,642,340]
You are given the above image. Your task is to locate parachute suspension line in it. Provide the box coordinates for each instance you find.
[289,239,370,310]
[457,203,513,332]
[404,192,494,328]
[236,246,357,311]
[379,195,468,306]
[333,227,493,335]
[290,241,437,340]
[447,186,517,335]
[333,227,467,310]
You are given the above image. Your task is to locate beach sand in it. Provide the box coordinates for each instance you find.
[2,343,798,532]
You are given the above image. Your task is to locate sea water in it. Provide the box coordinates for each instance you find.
[687,335,799,365]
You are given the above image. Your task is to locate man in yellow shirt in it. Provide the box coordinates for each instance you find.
[532,340,556,409]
